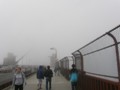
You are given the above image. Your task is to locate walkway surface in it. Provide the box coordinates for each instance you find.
[7,74,71,90]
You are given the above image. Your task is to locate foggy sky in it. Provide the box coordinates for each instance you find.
[0,0,120,65]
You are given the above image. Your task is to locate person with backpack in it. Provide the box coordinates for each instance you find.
[37,66,44,90]
[44,66,53,90]
[69,64,78,90]
[12,67,26,90]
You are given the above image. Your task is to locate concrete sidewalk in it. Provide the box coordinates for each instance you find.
[8,74,71,90]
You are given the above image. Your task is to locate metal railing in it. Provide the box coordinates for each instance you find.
[72,25,120,90]
[59,56,74,80]
[0,67,36,90]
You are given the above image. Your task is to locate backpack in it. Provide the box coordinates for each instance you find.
[70,72,78,82]
[44,69,53,78]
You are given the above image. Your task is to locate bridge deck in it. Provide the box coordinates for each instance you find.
[6,74,71,90]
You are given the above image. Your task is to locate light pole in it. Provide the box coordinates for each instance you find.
[50,48,57,60]
[50,47,58,68]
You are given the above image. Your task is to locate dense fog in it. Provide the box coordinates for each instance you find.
[0,0,120,65]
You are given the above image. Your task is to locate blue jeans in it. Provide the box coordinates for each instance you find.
[46,78,52,90]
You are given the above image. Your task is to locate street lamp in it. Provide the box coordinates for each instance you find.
[50,48,58,68]
[50,48,57,60]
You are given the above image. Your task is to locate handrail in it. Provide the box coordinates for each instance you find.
[85,71,118,79]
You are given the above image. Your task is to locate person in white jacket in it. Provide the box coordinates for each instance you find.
[12,67,26,90]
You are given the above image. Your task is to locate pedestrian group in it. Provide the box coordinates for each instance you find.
[12,64,78,90]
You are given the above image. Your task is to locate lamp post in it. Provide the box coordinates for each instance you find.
[50,48,57,60]
[50,48,58,68]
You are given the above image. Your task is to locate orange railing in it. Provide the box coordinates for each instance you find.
[77,73,120,90]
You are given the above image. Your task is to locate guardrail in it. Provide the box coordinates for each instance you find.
[72,25,120,90]
[58,25,120,90]
[77,72,120,90]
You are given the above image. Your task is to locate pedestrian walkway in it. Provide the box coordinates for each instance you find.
[7,74,71,90]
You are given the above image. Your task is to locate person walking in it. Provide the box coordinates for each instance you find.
[44,66,53,90]
[37,66,44,90]
[54,67,57,76]
[12,67,26,90]
[69,64,78,90]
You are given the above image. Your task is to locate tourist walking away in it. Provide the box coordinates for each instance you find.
[57,65,60,76]
[12,67,26,90]
[44,66,53,90]
[37,66,44,90]
[54,66,60,76]
[54,67,57,76]
[69,64,78,90]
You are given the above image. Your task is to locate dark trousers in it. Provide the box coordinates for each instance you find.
[71,82,77,90]
[15,84,23,90]
[46,78,52,90]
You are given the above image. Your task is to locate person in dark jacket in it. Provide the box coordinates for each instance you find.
[37,66,44,90]
[44,66,53,90]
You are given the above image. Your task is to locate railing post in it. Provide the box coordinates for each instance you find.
[72,55,75,65]
[107,32,120,82]
[71,56,75,64]
[72,51,85,90]
[78,50,84,74]
[77,50,85,90]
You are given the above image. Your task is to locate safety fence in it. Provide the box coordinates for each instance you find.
[59,25,120,90]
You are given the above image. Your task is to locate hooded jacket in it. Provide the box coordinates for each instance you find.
[37,66,44,79]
